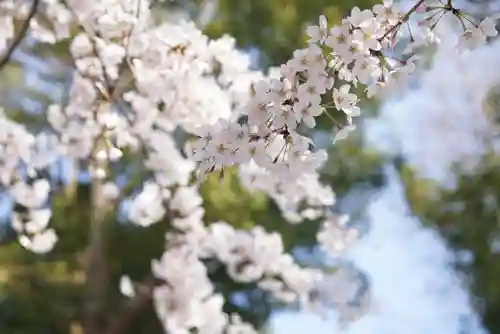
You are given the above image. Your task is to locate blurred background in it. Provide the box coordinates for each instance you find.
[2,0,500,333]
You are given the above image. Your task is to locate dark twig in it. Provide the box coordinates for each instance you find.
[0,0,40,71]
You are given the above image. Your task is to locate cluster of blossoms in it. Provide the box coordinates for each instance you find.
[189,0,497,209]
[121,181,326,332]
[0,110,58,253]
[0,0,498,332]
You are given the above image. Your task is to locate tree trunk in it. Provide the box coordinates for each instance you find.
[84,149,110,334]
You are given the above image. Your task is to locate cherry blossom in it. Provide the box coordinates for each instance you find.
[0,0,497,333]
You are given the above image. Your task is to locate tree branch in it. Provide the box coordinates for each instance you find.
[105,277,157,334]
[0,0,40,71]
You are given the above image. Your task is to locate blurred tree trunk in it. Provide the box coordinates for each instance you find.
[84,137,111,334]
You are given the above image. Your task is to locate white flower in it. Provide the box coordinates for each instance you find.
[172,207,205,231]
[334,124,357,143]
[347,7,374,28]
[317,214,357,256]
[70,33,93,58]
[352,19,384,51]
[102,182,120,200]
[119,275,136,298]
[24,209,52,234]
[479,17,498,38]
[306,15,329,43]
[11,179,50,208]
[297,81,322,106]
[325,25,352,57]
[297,104,323,128]
[332,84,360,116]
[128,182,165,227]
[352,56,381,85]
[170,186,203,217]
[372,0,400,25]
[19,229,58,254]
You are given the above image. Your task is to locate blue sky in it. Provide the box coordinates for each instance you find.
[272,311,339,334]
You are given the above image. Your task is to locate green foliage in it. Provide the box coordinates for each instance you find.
[321,134,384,195]
[204,0,377,66]
[201,168,321,250]
[201,167,269,229]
